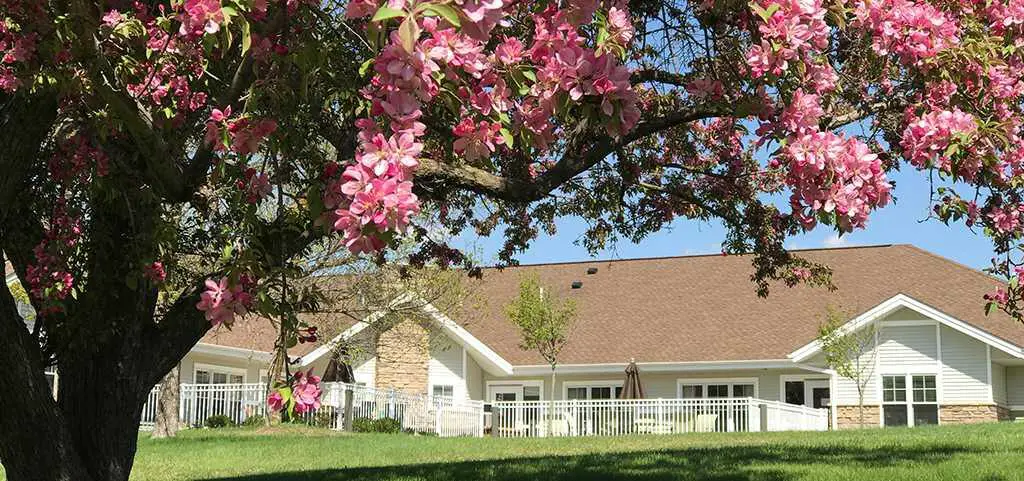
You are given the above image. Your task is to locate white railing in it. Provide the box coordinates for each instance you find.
[491,398,828,437]
[180,383,268,427]
[761,399,830,431]
[140,387,161,426]
[149,382,483,437]
[320,382,485,437]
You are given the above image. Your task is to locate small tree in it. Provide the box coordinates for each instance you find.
[818,306,877,428]
[506,273,575,435]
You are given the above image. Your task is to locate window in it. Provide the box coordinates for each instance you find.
[194,365,245,384]
[523,386,541,401]
[564,383,624,400]
[680,385,703,399]
[882,374,938,427]
[432,384,454,398]
[678,379,757,399]
[784,381,805,405]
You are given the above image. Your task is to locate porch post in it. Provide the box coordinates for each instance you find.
[343,384,355,432]
[828,371,838,430]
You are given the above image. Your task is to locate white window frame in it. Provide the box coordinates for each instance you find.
[431,384,455,398]
[676,377,759,399]
[562,380,625,400]
[779,374,831,407]
[880,373,939,427]
[486,380,544,402]
[193,363,248,384]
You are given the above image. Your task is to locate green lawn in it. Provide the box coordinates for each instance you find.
[6,422,1024,480]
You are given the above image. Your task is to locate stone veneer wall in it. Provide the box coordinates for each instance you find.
[374,319,429,395]
[835,404,1005,428]
[939,404,1000,424]
[835,405,881,429]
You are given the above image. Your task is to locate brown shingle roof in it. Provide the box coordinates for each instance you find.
[200,245,1023,366]
[460,244,1021,365]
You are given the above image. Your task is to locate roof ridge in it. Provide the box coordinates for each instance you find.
[482,243,898,269]
[896,244,1004,285]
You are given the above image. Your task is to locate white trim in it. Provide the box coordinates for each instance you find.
[485,380,544,401]
[987,345,994,404]
[512,359,796,376]
[829,372,838,428]
[562,380,624,400]
[879,373,940,427]
[191,342,274,362]
[789,294,1024,362]
[936,323,944,404]
[297,298,515,376]
[676,377,759,398]
[193,362,248,383]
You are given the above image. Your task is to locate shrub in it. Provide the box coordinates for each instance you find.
[311,410,335,429]
[352,417,402,433]
[204,414,235,428]
[241,415,265,427]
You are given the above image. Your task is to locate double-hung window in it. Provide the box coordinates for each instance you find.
[564,383,624,400]
[678,379,757,399]
[432,384,454,399]
[882,374,938,427]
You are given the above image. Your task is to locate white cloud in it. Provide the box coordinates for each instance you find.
[823,233,848,248]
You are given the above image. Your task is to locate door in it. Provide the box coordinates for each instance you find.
[805,380,830,409]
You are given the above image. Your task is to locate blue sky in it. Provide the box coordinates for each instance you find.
[455,167,997,270]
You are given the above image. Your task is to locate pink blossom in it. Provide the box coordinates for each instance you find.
[686,79,725,99]
[195,277,253,327]
[237,168,272,204]
[452,118,504,161]
[102,10,123,27]
[779,89,823,134]
[267,391,284,411]
[854,0,959,66]
[901,108,977,172]
[179,0,225,37]
[494,37,525,65]
[292,370,322,414]
[144,262,166,283]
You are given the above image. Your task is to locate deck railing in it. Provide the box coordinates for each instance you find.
[490,398,828,437]
[141,382,484,437]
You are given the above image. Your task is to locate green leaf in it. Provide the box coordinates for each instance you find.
[397,15,419,54]
[521,69,537,83]
[239,16,251,55]
[500,128,514,148]
[986,301,997,316]
[371,6,406,22]
[359,58,375,77]
[423,4,461,26]
[221,244,234,262]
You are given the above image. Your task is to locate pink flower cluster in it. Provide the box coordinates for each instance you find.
[332,1,640,254]
[144,261,167,283]
[195,276,254,327]
[853,0,960,66]
[267,369,322,415]
[0,21,36,92]
[988,205,1024,234]
[900,108,977,171]
[237,168,272,204]
[178,0,225,38]
[26,202,81,310]
[781,131,892,231]
[204,107,279,155]
[746,0,829,79]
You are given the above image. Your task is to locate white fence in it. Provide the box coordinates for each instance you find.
[491,398,828,437]
[140,382,484,437]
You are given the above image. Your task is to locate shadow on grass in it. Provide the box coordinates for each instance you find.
[201,443,991,481]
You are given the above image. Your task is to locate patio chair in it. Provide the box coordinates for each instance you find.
[673,416,696,433]
[694,414,719,433]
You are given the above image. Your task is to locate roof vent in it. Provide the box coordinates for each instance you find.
[571,280,583,289]
[586,267,598,275]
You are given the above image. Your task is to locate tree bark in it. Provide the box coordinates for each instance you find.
[152,365,181,438]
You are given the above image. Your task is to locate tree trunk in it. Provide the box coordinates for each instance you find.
[152,365,181,438]
[548,368,556,436]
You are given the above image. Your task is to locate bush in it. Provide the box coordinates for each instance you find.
[311,410,335,429]
[373,417,402,433]
[352,417,402,433]
[241,415,265,427]
[204,414,235,428]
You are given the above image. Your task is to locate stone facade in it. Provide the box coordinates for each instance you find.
[939,404,1000,424]
[835,405,880,429]
[996,405,1012,421]
[374,319,429,395]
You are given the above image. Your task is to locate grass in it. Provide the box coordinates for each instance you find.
[5,422,1024,480]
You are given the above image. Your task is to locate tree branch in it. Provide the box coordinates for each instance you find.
[415,105,726,202]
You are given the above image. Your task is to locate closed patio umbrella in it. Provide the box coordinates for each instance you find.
[321,349,355,384]
[619,358,644,399]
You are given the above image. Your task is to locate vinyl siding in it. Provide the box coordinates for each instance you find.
[179,351,264,384]
[465,354,483,399]
[1007,367,1024,407]
[992,362,1007,407]
[428,341,466,399]
[352,356,376,386]
[824,345,879,405]
[877,324,938,372]
[940,325,991,404]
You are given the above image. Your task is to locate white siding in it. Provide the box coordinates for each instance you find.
[992,363,1007,407]
[465,353,484,399]
[877,324,938,372]
[353,356,376,387]
[428,342,466,399]
[1007,367,1024,407]
[940,325,990,403]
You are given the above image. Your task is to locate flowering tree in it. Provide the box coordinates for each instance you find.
[3,0,1024,478]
